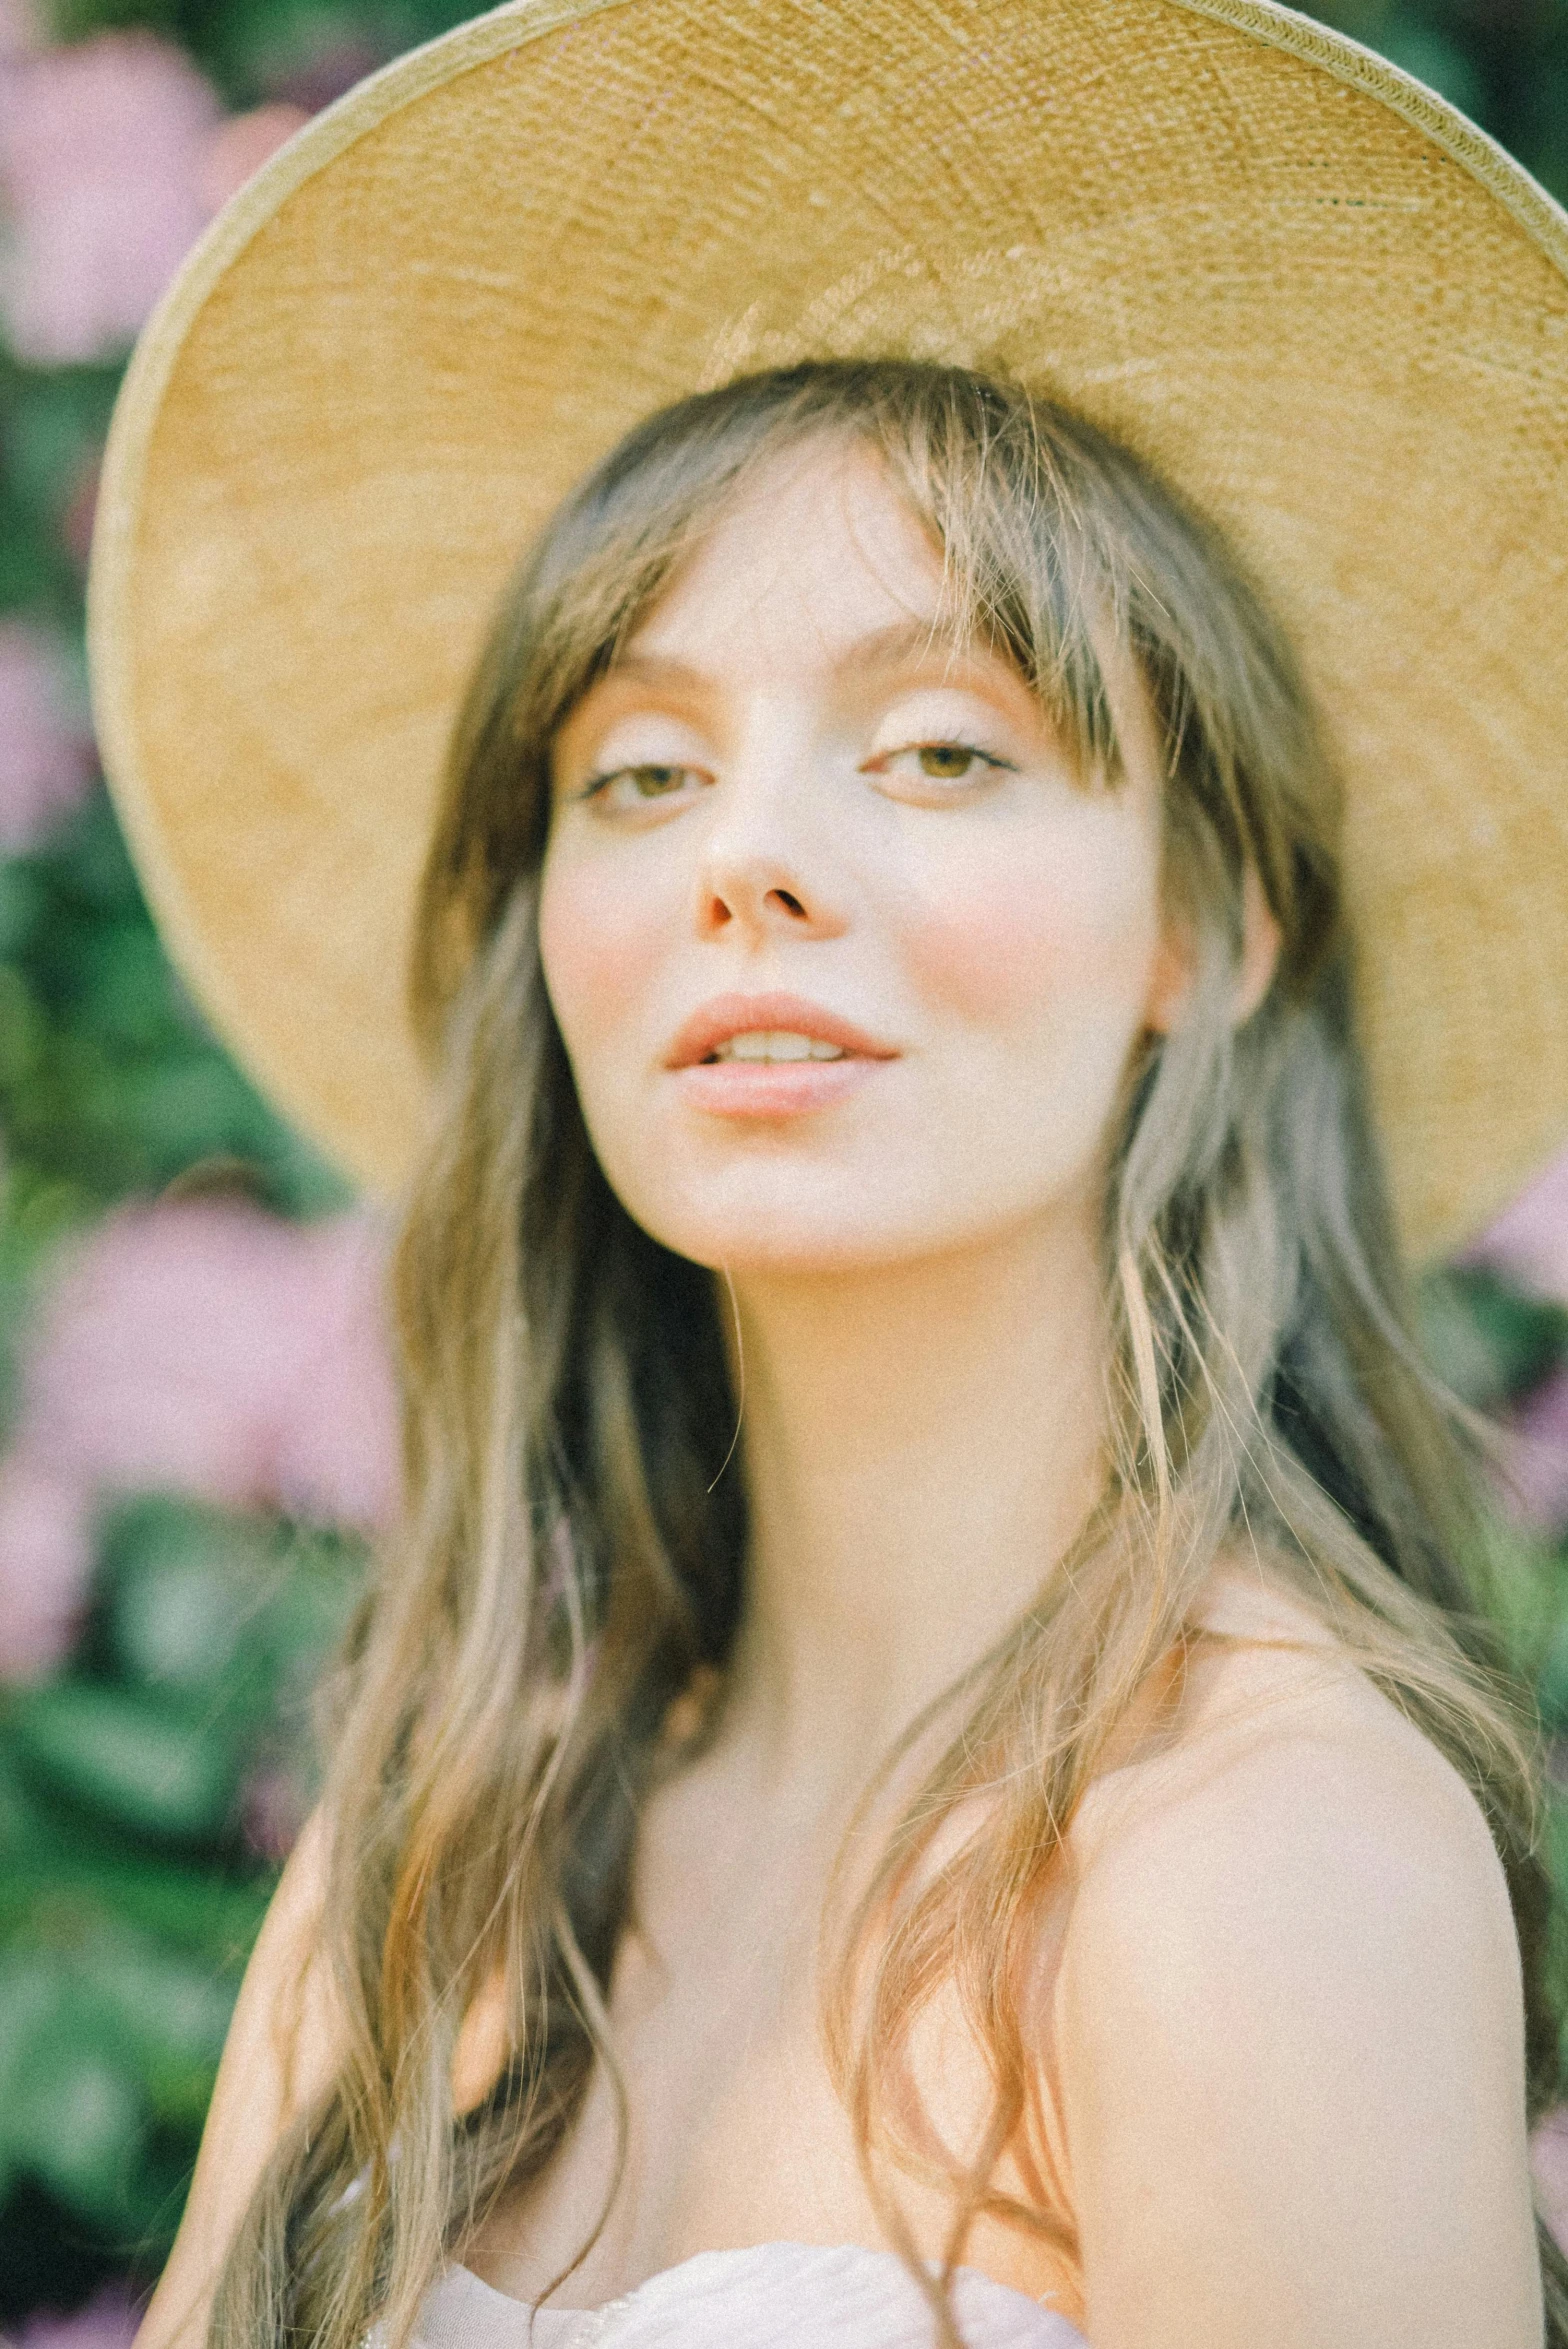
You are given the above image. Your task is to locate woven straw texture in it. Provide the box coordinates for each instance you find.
[87,0,1568,1258]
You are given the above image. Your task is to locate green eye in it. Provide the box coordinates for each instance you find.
[916,744,981,779]
[581,762,696,803]
[881,741,1010,784]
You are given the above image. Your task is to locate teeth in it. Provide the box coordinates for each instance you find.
[710,1030,846,1063]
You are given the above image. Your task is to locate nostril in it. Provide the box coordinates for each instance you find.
[769,889,807,917]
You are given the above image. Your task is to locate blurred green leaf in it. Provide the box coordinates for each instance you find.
[0,795,350,1217]
[1421,1267,1568,1408]
[0,868,47,961]
[99,1496,363,1720]
[1540,1626,1568,1734]
[114,1553,254,1698]
[48,0,183,36]
[102,1943,232,2062]
[0,1833,271,1963]
[0,964,47,1090]
[8,2039,142,2220]
[1477,1516,1565,1685]
[7,1686,244,1844]
[1372,22,1484,110]
[74,923,183,1052]
[0,1956,142,2222]
[0,358,119,629]
[111,1545,256,1702]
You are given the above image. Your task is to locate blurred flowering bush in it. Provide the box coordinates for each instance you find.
[0,0,439,2316]
[1,0,1568,2329]
[0,821,400,2320]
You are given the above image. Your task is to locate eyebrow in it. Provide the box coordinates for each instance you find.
[603,616,994,692]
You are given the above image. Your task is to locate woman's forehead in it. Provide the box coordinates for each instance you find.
[599,616,1023,701]
[617,434,954,676]
[549,418,1145,792]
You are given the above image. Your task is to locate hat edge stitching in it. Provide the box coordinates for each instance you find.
[1170,0,1568,279]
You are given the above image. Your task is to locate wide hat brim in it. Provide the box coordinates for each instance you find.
[87,0,1568,1260]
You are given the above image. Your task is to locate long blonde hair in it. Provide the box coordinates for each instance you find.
[212,360,1567,2347]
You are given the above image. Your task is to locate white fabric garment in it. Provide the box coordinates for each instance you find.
[412,2242,1086,2348]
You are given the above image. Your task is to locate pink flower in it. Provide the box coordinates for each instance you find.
[241,1759,308,1862]
[1465,1145,1568,1304]
[194,100,309,216]
[0,31,220,363]
[16,2283,141,2349]
[0,0,40,62]
[0,1198,399,1680]
[0,620,96,850]
[0,1457,94,1677]
[61,450,102,576]
[265,38,381,113]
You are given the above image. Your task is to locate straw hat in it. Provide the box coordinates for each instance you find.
[87,0,1568,1259]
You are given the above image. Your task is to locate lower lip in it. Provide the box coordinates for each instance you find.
[670,1058,890,1117]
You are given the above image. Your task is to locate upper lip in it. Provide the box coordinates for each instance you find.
[664,992,900,1069]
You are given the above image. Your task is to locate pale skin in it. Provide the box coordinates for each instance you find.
[136,438,1542,2349]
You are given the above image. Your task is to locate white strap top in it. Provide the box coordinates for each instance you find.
[412,2242,1086,2347]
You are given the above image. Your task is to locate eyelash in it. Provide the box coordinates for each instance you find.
[578,740,1013,804]
[869,740,1013,784]
[578,762,696,803]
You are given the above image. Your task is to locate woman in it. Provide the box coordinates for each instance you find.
[89,4,1568,2346]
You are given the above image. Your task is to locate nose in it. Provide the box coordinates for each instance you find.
[692,737,849,948]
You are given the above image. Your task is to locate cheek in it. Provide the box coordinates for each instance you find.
[896,812,1162,1042]
[538,845,664,1070]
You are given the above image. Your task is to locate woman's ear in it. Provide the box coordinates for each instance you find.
[452,1962,511,2116]
[1144,915,1198,1036]
[1145,863,1281,1036]
[1233,862,1282,1025]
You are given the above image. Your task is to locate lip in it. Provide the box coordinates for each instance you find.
[663,992,899,1071]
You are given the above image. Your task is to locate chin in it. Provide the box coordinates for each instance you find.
[639,1210,925,1278]
[610,1173,910,1275]
[615,1167,1026,1281]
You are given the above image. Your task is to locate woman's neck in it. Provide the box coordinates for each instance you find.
[715,1205,1110,1797]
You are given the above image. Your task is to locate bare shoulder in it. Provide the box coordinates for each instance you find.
[1051,1562,1541,2349]
[1071,1560,1512,1884]
[1062,1559,1524,2052]
[134,1809,341,2349]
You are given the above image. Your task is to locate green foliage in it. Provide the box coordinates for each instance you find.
[0,797,347,1217]
[0,1931,232,2227]
[0,357,118,622]
[0,1498,362,2263]
[9,1684,248,1843]
[44,0,490,104]
[1422,1269,1568,1412]
[1311,0,1568,198]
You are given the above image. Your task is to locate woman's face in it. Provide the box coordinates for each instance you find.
[540,434,1188,1275]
